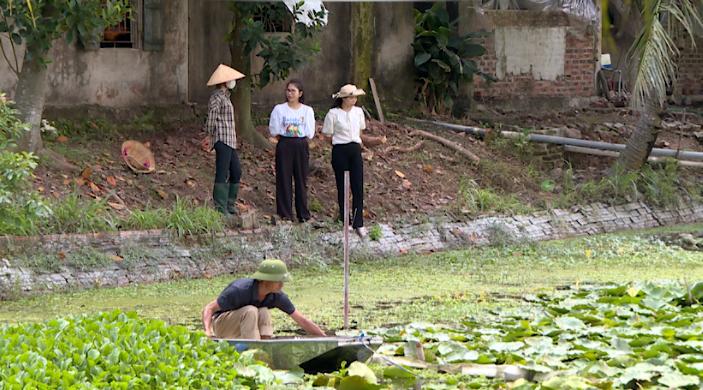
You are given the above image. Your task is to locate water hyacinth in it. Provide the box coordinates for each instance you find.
[0,310,281,389]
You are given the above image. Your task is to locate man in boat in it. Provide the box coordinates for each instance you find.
[202,258,326,339]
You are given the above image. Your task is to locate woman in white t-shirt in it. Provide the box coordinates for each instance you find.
[269,79,315,222]
[321,84,368,237]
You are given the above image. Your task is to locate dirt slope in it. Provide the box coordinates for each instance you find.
[33,104,703,226]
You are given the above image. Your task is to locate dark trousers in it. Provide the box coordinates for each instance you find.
[214,141,242,184]
[275,137,311,222]
[331,142,364,228]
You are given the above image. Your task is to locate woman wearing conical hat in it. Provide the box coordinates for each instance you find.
[202,64,245,219]
[321,84,368,237]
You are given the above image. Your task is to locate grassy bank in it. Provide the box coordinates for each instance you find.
[2,223,702,332]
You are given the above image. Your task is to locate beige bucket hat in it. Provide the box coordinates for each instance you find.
[206,64,245,87]
[332,84,366,99]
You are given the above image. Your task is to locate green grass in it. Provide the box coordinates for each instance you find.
[0,193,225,237]
[2,224,703,334]
[454,176,533,216]
[33,189,118,235]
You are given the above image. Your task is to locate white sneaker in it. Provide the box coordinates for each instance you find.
[356,227,367,237]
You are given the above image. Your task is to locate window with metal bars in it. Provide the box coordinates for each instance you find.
[99,0,136,48]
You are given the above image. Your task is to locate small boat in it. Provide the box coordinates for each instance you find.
[215,335,383,373]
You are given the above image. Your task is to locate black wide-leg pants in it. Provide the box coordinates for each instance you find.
[275,137,311,222]
[331,142,364,228]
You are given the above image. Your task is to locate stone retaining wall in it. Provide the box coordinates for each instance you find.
[1,200,702,299]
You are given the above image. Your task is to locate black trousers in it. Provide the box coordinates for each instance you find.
[331,142,364,228]
[275,137,310,222]
[214,141,242,184]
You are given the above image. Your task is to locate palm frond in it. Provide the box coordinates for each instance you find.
[628,0,703,109]
[663,0,703,49]
[629,5,677,108]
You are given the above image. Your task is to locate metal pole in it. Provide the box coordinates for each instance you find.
[343,171,350,330]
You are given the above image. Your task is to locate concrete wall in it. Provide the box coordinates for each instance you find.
[5,4,607,113]
[469,11,598,107]
[371,2,415,109]
[187,0,235,105]
[246,2,355,108]
[0,0,188,107]
[241,2,415,110]
[0,2,415,111]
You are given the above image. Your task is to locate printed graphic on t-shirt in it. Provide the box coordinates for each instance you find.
[283,115,304,138]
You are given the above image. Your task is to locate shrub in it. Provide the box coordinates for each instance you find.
[412,2,490,115]
[0,310,279,389]
[0,94,51,236]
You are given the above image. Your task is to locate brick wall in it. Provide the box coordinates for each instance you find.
[675,35,703,96]
[472,11,597,102]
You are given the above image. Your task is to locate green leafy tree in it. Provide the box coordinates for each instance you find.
[0,93,51,235]
[413,2,490,116]
[227,2,327,148]
[609,0,703,172]
[0,0,128,164]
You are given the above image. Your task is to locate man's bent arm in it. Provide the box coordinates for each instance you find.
[202,300,221,337]
[289,310,326,336]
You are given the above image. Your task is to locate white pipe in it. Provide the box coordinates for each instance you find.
[565,145,703,168]
[416,119,703,161]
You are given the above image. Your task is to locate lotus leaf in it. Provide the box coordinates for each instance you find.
[339,375,383,390]
[347,362,378,384]
[555,317,586,330]
[613,362,664,386]
[382,365,416,378]
[488,341,525,353]
[688,281,703,302]
[657,372,700,387]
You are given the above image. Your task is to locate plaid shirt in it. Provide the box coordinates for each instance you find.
[206,88,237,149]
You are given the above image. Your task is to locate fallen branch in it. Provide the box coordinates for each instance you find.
[360,134,387,148]
[408,129,480,163]
[381,141,424,154]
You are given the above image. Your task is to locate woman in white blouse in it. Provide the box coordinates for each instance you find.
[321,84,368,237]
[269,79,315,222]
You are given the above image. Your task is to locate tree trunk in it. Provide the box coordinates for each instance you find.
[351,3,374,93]
[13,53,77,171]
[612,102,665,173]
[230,8,272,150]
[14,58,48,153]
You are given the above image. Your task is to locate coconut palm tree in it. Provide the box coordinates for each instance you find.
[612,0,702,172]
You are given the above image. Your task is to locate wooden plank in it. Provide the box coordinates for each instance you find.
[368,78,385,123]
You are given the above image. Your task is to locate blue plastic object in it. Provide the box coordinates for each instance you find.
[234,343,249,352]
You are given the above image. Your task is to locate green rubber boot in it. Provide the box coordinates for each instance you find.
[227,183,240,215]
[213,183,233,218]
